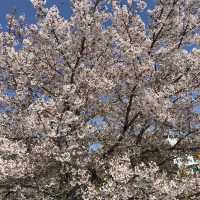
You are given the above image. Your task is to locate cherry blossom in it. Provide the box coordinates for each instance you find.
[0,0,199,199]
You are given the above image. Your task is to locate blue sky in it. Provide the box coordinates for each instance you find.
[0,0,156,29]
[0,0,72,29]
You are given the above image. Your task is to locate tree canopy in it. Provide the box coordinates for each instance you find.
[0,0,199,199]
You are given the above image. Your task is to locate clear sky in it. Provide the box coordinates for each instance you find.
[0,0,73,29]
[0,0,156,29]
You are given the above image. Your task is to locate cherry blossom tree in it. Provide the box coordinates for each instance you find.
[0,0,199,199]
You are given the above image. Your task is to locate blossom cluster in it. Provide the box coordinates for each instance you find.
[0,0,199,199]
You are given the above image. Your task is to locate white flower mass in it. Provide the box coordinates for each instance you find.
[0,0,199,199]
